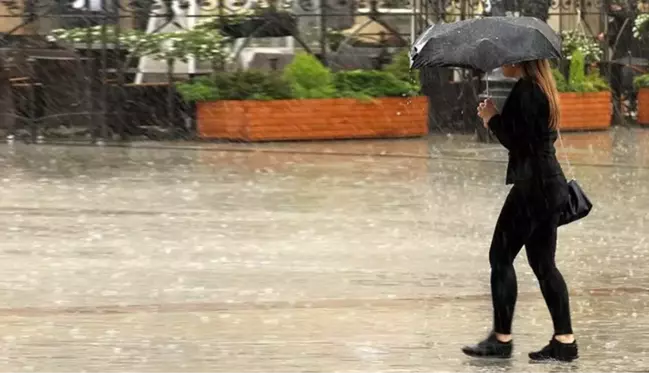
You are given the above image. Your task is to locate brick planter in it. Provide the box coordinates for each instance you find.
[196,97,428,141]
[637,88,649,125]
[558,91,611,131]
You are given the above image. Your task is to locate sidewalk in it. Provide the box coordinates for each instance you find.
[0,128,647,371]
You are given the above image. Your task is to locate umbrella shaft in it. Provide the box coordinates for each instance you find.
[486,73,489,96]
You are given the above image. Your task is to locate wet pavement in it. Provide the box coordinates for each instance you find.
[1,127,649,372]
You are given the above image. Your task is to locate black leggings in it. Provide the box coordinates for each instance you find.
[489,182,573,335]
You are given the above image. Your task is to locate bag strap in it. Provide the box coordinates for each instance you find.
[556,127,575,180]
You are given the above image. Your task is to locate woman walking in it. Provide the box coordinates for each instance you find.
[461,59,578,362]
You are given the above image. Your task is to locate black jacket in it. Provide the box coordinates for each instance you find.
[487,77,564,185]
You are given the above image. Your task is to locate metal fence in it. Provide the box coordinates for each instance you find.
[0,0,646,142]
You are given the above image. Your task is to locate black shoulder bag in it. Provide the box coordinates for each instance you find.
[556,129,593,226]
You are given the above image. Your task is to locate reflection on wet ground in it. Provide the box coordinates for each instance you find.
[0,127,648,371]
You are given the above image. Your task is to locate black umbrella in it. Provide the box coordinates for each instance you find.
[410,17,562,72]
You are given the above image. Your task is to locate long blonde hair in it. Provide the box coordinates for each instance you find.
[520,59,561,129]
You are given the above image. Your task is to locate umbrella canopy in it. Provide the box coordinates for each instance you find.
[410,17,562,72]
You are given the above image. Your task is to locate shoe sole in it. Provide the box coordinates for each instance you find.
[462,351,512,359]
[528,356,579,364]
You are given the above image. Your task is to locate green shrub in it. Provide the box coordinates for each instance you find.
[634,74,649,89]
[551,50,609,93]
[176,77,219,102]
[177,52,425,102]
[583,68,609,92]
[568,49,586,89]
[283,52,336,99]
[385,50,418,82]
[552,68,569,92]
[333,70,417,99]
[214,70,292,100]
[176,70,292,102]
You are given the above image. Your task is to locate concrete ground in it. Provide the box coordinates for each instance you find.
[0,127,648,372]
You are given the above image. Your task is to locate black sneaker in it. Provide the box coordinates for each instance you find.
[529,338,579,362]
[461,332,513,359]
